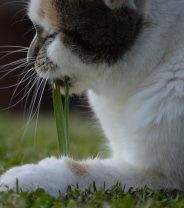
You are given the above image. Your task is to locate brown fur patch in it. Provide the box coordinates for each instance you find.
[39,0,59,29]
[66,159,88,177]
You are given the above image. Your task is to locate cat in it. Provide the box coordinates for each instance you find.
[1,0,184,196]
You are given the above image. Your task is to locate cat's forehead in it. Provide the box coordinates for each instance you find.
[28,0,101,31]
[28,0,94,31]
[28,0,132,31]
[28,0,60,31]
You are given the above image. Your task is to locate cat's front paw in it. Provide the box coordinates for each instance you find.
[0,164,54,194]
[0,164,38,193]
[0,157,77,196]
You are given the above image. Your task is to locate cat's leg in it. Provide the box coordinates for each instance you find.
[0,157,170,196]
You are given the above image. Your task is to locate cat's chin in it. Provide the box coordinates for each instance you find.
[36,70,85,95]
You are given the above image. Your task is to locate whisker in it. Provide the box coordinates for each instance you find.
[0,1,28,10]
[0,58,28,69]
[1,73,38,111]
[0,51,27,55]
[22,77,46,139]
[0,46,28,49]
[22,72,39,115]
[0,74,31,90]
[12,18,29,26]
[0,49,28,61]
[27,77,43,120]
[0,62,30,80]
[33,78,48,144]
[0,58,35,73]
[0,61,34,74]
[12,7,27,22]
[8,68,35,105]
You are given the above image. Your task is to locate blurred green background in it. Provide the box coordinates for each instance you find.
[0,112,107,174]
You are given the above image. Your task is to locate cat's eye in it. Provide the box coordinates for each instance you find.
[33,23,57,40]
[48,32,57,39]
[34,24,44,37]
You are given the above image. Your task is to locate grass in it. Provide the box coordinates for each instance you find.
[0,113,184,208]
[52,82,70,155]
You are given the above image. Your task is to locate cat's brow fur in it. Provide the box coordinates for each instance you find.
[38,0,59,28]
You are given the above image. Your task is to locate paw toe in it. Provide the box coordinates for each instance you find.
[0,165,37,192]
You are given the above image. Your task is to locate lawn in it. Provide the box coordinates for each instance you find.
[0,112,184,208]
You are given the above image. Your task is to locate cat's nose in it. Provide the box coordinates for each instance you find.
[27,35,42,63]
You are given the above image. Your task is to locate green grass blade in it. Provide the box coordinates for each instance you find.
[64,83,70,152]
[52,82,69,155]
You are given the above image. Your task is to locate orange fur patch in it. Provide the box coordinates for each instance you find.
[66,159,88,177]
[39,0,59,29]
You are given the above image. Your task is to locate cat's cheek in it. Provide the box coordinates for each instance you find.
[45,37,87,93]
[46,36,106,94]
[47,37,75,76]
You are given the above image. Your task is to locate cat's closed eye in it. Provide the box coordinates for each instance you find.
[27,23,57,63]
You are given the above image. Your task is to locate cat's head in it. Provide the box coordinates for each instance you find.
[27,0,145,90]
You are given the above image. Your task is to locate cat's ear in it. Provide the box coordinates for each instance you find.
[103,0,136,10]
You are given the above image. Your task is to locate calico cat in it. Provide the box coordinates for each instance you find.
[1,0,184,196]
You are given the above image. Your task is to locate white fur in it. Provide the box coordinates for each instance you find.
[28,0,51,32]
[1,0,184,195]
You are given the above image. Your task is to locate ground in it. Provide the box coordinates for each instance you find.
[0,112,184,208]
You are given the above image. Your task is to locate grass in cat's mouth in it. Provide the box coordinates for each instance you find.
[52,79,70,155]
